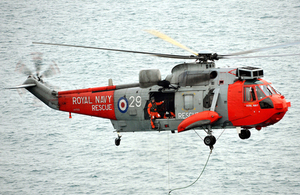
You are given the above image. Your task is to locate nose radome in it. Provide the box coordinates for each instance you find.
[281,96,291,111]
[275,102,283,109]
[273,95,290,111]
[264,95,290,126]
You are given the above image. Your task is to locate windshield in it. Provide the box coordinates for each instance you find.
[269,84,281,94]
[244,84,275,102]
[259,85,272,96]
[267,85,276,94]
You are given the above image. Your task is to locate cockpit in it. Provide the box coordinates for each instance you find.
[228,72,290,129]
[243,79,279,109]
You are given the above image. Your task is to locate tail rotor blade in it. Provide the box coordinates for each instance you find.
[15,61,32,76]
[42,61,60,78]
[31,52,43,76]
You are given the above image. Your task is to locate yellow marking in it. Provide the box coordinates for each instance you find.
[145,30,199,56]
[182,108,189,112]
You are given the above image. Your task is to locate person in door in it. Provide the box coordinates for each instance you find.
[164,111,175,119]
[147,97,164,129]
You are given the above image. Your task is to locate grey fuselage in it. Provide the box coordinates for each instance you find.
[111,62,237,132]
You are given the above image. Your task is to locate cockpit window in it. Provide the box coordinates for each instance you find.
[244,83,276,102]
[267,85,276,94]
[244,87,256,102]
[255,86,266,100]
[259,85,272,96]
[269,84,281,94]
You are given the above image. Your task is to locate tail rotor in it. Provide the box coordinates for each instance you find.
[15,52,60,87]
[10,53,61,106]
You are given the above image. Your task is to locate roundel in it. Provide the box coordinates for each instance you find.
[118,97,128,113]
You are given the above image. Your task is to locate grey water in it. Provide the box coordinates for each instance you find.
[1,0,300,194]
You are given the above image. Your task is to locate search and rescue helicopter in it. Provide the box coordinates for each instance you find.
[9,30,299,149]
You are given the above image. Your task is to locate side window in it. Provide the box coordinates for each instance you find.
[244,87,256,102]
[183,94,194,110]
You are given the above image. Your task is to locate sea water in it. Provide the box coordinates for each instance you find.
[1,0,300,194]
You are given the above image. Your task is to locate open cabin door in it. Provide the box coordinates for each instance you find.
[144,90,205,120]
[144,92,175,120]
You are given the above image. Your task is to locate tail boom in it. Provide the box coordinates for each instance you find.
[21,76,59,110]
[16,77,142,120]
[58,90,116,120]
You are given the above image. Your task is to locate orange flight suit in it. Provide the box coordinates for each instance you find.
[164,111,175,119]
[147,101,164,129]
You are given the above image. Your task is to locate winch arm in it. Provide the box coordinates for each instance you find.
[210,88,220,112]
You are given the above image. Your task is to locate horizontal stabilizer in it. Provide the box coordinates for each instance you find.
[6,83,36,89]
[177,111,222,133]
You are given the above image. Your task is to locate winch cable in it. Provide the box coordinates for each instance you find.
[168,149,212,194]
[194,128,226,141]
[168,129,225,194]
[168,132,170,191]
[216,129,226,141]
[194,129,204,140]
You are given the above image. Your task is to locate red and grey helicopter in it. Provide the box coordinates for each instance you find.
[10,30,299,149]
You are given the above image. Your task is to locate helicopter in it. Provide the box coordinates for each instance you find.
[9,30,299,149]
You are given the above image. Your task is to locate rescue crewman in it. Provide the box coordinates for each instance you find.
[147,97,164,129]
[163,111,175,119]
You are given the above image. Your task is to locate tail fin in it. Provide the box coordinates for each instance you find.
[8,76,59,110]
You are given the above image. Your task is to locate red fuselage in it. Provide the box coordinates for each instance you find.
[228,78,290,129]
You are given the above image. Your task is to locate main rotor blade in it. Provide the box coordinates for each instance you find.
[33,42,198,59]
[144,30,199,56]
[219,53,300,59]
[226,40,300,56]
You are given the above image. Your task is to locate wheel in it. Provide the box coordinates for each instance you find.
[204,135,216,147]
[115,137,121,146]
[239,129,251,139]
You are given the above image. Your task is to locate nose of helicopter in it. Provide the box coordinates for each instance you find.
[274,94,291,110]
[266,94,291,125]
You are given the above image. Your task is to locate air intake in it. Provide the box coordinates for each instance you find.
[237,66,263,79]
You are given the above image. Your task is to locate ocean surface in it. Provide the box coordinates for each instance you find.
[1,0,300,194]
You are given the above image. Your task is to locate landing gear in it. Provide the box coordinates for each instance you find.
[239,129,251,139]
[204,126,216,150]
[115,134,122,146]
[204,135,216,150]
